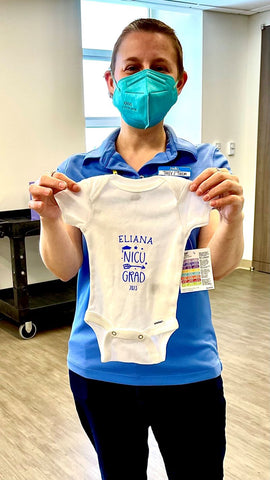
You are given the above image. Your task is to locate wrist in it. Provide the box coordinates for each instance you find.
[40,214,63,229]
[220,210,244,226]
[217,212,244,244]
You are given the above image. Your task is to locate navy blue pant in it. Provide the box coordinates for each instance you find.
[69,371,226,480]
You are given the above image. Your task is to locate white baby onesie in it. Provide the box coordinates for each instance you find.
[55,174,211,364]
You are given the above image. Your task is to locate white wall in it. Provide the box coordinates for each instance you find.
[152,8,203,144]
[0,0,86,287]
[202,10,270,262]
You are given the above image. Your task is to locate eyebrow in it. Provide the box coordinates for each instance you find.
[123,56,170,64]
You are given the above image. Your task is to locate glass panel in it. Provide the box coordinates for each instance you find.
[82,59,119,117]
[85,127,118,151]
[81,1,148,50]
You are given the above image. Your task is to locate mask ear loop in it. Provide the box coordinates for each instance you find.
[112,75,119,90]
[110,76,121,99]
[110,69,122,94]
[105,68,116,99]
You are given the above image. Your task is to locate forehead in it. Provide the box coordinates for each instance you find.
[116,31,178,64]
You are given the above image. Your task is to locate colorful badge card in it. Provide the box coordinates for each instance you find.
[180,248,215,293]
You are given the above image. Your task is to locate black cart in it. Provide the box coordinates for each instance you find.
[0,209,76,338]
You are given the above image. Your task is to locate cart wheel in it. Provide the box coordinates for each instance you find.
[19,322,37,339]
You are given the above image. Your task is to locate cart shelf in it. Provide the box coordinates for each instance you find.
[0,209,76,338]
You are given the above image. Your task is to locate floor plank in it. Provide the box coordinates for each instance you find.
[210,269,270,480]
[0,268,269,479]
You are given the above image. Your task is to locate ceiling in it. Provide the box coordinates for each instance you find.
[138,0,270,15]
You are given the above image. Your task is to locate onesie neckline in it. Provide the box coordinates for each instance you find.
[110,175,165,193]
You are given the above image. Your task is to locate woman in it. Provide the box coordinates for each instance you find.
[29,18,244,480]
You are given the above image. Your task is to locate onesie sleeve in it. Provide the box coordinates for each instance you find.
[55,179,91,231]
[180,186,212,232]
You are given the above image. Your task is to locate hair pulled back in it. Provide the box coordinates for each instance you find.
[110,18,184,78]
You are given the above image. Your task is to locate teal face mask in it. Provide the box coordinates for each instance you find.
[112,69,178,129]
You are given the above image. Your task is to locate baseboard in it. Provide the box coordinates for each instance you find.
[237,259,252,270]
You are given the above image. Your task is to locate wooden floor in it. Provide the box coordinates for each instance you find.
[0,269,269,479]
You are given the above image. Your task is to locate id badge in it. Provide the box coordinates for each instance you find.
[158,166,191,178]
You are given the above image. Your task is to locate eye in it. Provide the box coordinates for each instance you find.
[152,65,168,72]
[124,65,140,74]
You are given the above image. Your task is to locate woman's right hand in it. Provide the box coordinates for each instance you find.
[29,172,80,220]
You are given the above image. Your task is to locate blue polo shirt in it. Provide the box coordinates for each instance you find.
[57,126,230,386]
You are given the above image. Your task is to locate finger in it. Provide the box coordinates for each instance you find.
[28,200,44,212]
[209,194,244,210]
[192,172,238,196]
[36,174,68,193]
[29,182,65,199]
[198,172,238,195]
[52,172,80,192]
[201,179,243,202]
[190,168,231,193]
[189,168,223,191]
[28,198,60,219]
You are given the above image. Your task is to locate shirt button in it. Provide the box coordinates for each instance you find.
[111,331,117,336]
[138,334,144,340]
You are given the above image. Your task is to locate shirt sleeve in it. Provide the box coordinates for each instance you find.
[55,180,91,231]
[212,147,232,172]
[180,185,212,232]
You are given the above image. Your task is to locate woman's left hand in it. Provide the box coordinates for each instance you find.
[190,167,244,224]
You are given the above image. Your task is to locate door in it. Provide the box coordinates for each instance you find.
[252,25,270,273]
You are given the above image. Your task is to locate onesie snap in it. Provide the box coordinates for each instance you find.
[55,174,211,365]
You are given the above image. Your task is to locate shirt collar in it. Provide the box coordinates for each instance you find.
[83,128,120,165]
[82,125,198,167]
[164,126,197,163]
